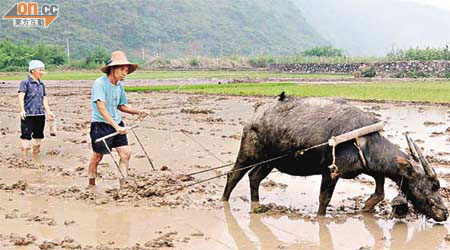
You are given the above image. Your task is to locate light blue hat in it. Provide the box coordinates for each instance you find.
[28,60,45,71]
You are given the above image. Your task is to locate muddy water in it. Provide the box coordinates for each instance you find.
[362,104,450,162]
[1,85,450,249]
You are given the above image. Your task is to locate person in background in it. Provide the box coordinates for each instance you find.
[18,60,55,160]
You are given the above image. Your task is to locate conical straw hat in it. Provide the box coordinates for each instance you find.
[100,50,138,74]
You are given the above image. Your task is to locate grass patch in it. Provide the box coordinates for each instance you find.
[0,70,351,81]
[126,81,450,103]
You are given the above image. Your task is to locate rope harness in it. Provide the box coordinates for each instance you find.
[162,122,384,194]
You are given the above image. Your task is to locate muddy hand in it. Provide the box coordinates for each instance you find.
[116,126,127,135]
[47,111,55,120]
[137,111,149,121]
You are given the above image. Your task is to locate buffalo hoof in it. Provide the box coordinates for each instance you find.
[250,201,261,210]
[361,208,376,213]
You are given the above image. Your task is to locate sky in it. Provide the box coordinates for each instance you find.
[401,0,450,11]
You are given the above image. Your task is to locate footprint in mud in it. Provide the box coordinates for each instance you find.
[25,215,57,226]
[0,180,28,191]
[64,220,76,226]
[1,233,37,246]
[144,231,178,248]
[424,121,445,127]
[261,180,288,189]
[431,131,445,137]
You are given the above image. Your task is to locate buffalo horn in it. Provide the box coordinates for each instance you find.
[411,139,436,177]
[405,134,419,162]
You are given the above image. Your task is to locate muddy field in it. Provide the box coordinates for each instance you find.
[1,80,450,249]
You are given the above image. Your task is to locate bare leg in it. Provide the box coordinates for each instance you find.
[318,174,338,216]
[362,176,385,212]
[116,145,131,186]
[88,152,103,186]
[32,139,41,154]
[32,139,42,162]
[21,139,31,160]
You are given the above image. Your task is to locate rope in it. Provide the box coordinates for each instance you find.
[130,128,156,171]
[160,151,295,195]
[187,162,234,176]
[181,130,226,164]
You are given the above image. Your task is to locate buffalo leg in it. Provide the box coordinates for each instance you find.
[248,165,273,202]
[221,128,260,201]
[362,176,385,212]
[318,174,338,216]
[221,158,255,201]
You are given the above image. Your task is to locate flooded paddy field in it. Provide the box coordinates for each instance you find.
[0,81,450,249]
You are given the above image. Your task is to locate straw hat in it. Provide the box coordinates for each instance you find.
[101,51,138,74]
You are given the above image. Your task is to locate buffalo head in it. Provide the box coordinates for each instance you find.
[395,135,448,222]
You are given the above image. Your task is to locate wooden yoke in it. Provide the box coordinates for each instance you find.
[328,122,384,179]
[328,122,384,147]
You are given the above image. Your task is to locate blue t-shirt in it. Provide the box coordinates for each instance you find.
[91,75,128,124]
[18,75,46,116]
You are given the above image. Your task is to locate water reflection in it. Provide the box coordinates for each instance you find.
[362,214,447,250]
[223,203,255,250]
[224,203,318,249]
[390,221,447,250]
[95,207,130,246]
[224,203,448,250]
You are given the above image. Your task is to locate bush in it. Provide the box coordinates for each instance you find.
[189,57,200,67]
[387,45,450,61]
[442,71,450,78]
[361,67,376,78]
[85,47,109,65]
[248,55,275,68]
[303,46,344,57]
[393,70,431,78]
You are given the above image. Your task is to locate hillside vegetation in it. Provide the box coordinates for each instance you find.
[0,0,326,59]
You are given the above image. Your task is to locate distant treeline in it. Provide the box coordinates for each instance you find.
[386,46,450,61]
[2,38,450,72]
[0,38,66,71]
[0,38,110,71]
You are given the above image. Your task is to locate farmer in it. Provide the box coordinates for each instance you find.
[18,60,55,160]
[88,50,147,187]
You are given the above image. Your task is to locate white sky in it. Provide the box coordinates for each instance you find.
[401,0,450,11]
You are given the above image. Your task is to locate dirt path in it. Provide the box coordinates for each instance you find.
[0,84,450,249]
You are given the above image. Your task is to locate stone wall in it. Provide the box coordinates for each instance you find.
[269,61,450,77]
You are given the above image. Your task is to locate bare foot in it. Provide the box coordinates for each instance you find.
[88,178,96,187]
[119,178,127,189]
[32,154,42,165]
[32,145,40,154]
[22,148,29,160]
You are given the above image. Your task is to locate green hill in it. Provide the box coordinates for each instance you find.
[0,0,327,59]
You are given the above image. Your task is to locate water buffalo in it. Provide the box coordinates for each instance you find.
[221,96,448,221]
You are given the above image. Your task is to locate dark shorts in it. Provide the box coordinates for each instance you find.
[90,121,128,154]
[20,115,45,140]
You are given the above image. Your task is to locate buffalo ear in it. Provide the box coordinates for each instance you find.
[396,156,420,179]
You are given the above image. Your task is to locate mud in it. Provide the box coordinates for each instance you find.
[1,82,450,249]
